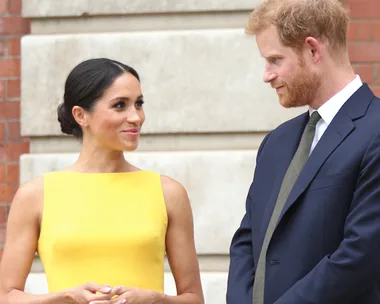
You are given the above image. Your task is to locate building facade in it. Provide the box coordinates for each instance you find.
[0,0,379,303]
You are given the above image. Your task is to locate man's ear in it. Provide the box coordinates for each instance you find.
[304,37,322,64]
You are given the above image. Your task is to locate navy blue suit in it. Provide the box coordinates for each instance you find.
[227,84,380,303]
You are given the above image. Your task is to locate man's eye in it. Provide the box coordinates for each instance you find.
[269,58,278,64]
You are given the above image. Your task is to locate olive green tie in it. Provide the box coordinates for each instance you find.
[252,111,322,304]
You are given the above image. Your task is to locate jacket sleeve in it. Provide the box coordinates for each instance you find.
[227,133,271,304]
[275,132,380,304]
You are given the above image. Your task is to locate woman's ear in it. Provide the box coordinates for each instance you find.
[72,106,88,128]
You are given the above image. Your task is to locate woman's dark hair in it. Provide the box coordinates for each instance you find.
[57,58,140,138]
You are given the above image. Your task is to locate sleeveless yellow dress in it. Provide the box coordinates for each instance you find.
[38,171,168,293]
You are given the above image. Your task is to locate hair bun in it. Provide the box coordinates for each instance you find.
[57,103,75,135]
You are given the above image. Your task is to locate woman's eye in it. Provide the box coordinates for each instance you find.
[114,101,125,109]
[136,100,144,108]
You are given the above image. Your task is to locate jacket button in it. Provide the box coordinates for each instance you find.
[270,259,280,265]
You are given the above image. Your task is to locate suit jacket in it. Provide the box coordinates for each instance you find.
[227,84,380,304]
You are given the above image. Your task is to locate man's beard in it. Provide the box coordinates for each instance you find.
[274,62,322,108]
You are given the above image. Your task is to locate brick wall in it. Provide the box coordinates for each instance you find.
[0,0,30,257]
[346,0,380,96]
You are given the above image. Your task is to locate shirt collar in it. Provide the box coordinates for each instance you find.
[309,75,363,124]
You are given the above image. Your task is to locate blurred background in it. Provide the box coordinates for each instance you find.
[0,0,379,303]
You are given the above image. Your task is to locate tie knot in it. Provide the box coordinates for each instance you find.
[308,111,321,127]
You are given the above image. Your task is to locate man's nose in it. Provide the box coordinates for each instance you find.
[263,71,277,83]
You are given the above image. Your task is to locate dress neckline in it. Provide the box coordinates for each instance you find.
[49,170,148,176]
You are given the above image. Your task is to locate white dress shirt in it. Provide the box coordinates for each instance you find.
[309,75,363,153]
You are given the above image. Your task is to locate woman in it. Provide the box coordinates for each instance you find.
[0,58,204,304]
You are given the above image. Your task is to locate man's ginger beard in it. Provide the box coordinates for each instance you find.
[273,56,323,108]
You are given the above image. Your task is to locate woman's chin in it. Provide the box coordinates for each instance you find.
[120,142,139,152]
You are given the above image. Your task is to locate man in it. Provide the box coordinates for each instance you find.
[227,0,380,303]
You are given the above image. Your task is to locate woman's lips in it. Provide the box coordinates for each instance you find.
[122,128,140,135]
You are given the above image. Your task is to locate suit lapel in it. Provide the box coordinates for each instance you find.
[276,84,375,225]
[278,116,355,222]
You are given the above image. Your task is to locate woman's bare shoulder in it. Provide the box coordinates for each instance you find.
[159,175,191,217]
[11,176,44,212]
[160,175,188,201]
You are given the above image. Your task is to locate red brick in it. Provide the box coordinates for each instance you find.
[8,37,19,56]
[0,17,30,35]
[375,65,380,85]
[347,22,356,41]
[354,65,374,83]
[6,163,18,183]
[0,58,20,77]
[0,165,5,183]
[7,79,19,98]
[0,227,6,244]
[0,141,29,162]
[8,0,21,15]
[7,121,19,140]
[355,22,375,41]
[376,22,380,40]
[372,86,380,98]
[0,0,7,15]
[0,122,4,141]
[0,184,17,203]
[346,0,380,19]
[0,38,7,57]
[348,42,380,63]
[0,80,5,100]
[0,228,5,243]
[0,206,6,225]
[0,101,20,120]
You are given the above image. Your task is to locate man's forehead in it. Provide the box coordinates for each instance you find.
[256,29,284,55]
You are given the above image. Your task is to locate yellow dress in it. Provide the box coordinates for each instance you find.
[38,171,168,293]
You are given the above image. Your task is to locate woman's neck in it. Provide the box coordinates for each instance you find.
[70,145,132,173]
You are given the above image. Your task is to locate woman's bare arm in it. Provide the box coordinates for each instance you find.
[0,177,114,304]
[160,175,204,304]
